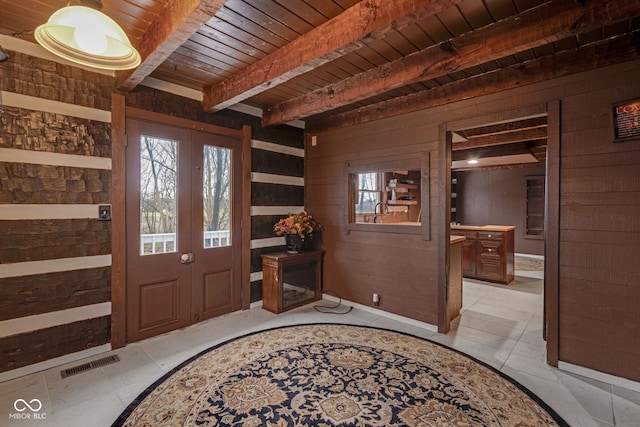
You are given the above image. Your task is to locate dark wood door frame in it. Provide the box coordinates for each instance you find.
[110,93,252,349]
[437,102,560,366]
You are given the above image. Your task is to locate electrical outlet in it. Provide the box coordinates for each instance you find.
[373,293,380,306]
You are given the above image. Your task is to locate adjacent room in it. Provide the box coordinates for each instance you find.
[0,0,639,425]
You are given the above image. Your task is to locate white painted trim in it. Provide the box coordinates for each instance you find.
[515,253,545,260]
[140,79,306,128]
[0,148,111,170]
[0,35,113,76]
[250,271,263,282]
[141,77,203,101]
[229,103,263,117]
[323,294,439,332]
[0,344,112,384]
[251,172,304,186]
[251,140,304,157]
[0,255,112,279]
[250,206,304,216]
[250,237,284,250]
[0,302,112,338]
[1,91,111,123]
[0,204,102,220]
[558,361,640,393]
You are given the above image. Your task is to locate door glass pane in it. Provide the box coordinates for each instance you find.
[139,136,178,255]
[203,145,232,248]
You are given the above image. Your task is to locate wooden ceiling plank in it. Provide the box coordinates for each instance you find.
[264,0,640,126]
[116,0,228,91]
[201,0,465,112]
[306,32,640,133]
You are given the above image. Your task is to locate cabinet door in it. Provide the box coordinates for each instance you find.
[477,258,504,281]
[461,240,477,276]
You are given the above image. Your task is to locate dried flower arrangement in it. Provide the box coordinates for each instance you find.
[273,211,322,238]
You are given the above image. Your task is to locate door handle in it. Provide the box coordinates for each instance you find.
[180,253,195,264]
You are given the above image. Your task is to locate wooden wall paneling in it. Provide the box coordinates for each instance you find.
[0,316,110,373]
[0,219,111,263]
[0,267,111,321]
[110,93,126,349]
[251,183,305,206]
[251,148,304,177]
[559,314,640,380]
[0,52,114,111]
[0,163,111,204]
[0,106,112,157]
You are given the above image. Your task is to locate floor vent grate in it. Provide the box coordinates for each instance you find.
[60,355,120,378]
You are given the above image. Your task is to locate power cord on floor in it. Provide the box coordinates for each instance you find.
[314,289,353,314]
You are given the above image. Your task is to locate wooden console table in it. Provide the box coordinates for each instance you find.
[261,250,324,314]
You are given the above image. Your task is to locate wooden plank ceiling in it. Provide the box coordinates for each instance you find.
[1,0,639,166]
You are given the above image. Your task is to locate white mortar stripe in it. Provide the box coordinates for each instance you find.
[0,255,112,279]
[0,302,111,339]
[0,35,113,76]
[0,148,112,170]
[250,237,284,249]
[0,204,101,220]
[251,172,304,186]
[142,77,203,101]
[1,91,111,123]
[250,271,263,282]
[251,140,305,157]
[250,206,304,216]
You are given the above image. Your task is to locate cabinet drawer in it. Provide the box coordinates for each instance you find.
[452,230,477,239]
[478,231,503,241]
[478,240,503,258]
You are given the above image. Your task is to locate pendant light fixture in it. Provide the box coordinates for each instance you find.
[35,0,140,70]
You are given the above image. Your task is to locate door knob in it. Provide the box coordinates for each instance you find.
[181,253,194,264]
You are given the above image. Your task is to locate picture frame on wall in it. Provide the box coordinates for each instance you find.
[612,99,640,143]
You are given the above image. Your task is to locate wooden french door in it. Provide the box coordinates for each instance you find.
[125,118,242,343]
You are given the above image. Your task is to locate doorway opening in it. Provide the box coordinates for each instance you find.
[440,102,560,366]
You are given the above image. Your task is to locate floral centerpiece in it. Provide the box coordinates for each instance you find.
[273,211,322,253]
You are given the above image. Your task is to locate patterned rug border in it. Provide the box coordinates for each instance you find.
[111,323,569,426]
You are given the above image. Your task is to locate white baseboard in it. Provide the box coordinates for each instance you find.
[0,344,111,384]
[323,294,438,332]
[558,361,640,392]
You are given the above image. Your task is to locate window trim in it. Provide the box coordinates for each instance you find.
[344,153,430,239]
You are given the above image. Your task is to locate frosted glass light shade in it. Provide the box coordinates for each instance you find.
[35,5,141,70]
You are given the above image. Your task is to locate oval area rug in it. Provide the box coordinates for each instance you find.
[113,324,567,426]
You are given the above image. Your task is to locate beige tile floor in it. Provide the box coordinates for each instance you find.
[1,269,639,426]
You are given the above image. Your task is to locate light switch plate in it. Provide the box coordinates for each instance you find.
[98,205,111,221]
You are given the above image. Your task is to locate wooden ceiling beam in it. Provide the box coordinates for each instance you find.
[200,0,464,112]
[306,32,640,133]
[115,0,227,92]
[266,0,640,126]
[453,128,548,150]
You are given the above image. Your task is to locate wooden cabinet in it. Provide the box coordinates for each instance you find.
[261,250,323,314]
[451,226,515,284]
